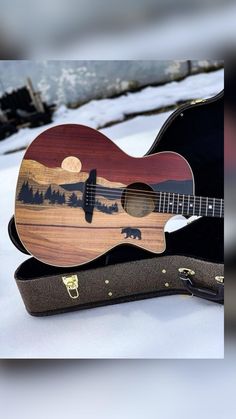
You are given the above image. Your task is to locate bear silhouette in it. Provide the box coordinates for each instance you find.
[121,227,142,240]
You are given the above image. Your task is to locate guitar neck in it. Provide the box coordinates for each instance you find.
[90,185,224,219]
[155,192,224,218]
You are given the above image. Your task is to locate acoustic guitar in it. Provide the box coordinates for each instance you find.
[15,124,224,267]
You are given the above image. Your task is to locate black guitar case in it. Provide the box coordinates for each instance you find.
[8,92,224,316]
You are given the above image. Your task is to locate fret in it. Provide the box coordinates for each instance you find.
[171,192,174,214]
[163,192,166,213]
[177,193,183,214]
[167,192,170,213]
[220,199,223,218]
[217,198,223,218]
[222,200,224,217]
[182,194,187,215]
[177,193,180,214]
[181,194,184,214]
[206,197,214,217]
[185,195,190,216]
[179,194,183,213]
[171,193,176,214]
[188,195,194,215]
[159,191,162,213]
[201,197,206,216]
[179,193,183,214]
[155,192,223,218]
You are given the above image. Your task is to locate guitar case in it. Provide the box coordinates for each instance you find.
[8,92,224,316]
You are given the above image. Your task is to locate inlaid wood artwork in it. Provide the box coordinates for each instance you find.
[15,124,197,267]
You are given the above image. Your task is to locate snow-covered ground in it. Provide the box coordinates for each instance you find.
[0,69,224,358]
[0,69,223,156]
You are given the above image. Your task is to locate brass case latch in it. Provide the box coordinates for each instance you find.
[215,275,224,284]
[62,275,79,299]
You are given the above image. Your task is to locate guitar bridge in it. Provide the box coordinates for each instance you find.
[82,169,97,223]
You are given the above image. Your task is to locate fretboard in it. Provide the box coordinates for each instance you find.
[89,185,224,219]
[155,192,224,218]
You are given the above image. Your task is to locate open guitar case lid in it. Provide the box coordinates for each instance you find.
[8,92,224,316]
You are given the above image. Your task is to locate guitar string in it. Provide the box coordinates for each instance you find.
[85,196,223,217]
[86,198,224,217]
[86,183,224,201]
[85,187,224,215]
[86,187,224,206]
[86,202,223,217]
[107,206,222,217]
[85,196,223,215]
[86,195,224,214]
[86,184,224,204]
[88,204,223,217]
[85,202,223,217]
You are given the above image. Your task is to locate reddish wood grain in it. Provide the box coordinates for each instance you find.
[25,124,192,184]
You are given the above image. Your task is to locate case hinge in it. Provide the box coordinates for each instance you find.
[190,98,206,105]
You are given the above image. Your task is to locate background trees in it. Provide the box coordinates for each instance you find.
[18,182,66,205]
[18,181,119,213]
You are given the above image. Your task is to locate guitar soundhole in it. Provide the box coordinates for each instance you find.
[121,182,155,218]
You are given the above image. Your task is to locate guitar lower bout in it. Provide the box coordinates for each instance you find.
[16,210,174,267]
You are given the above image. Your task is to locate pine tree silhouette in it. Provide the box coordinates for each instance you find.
[58,193,66,205]
[18,181,34,203]
[45,186,68,205]
[18,181,46,205]
[32,190,44,205]
[33,190,41,204]
[68,192,79,207]
[39,192,44,204]
[45,185,52,200]
[28,187,34,204]
[55,191,60,204]
[112,202,118,212]
[94,199,119,214]
[77,198,82,207]
[49,191,57,204]
[18,181,29,202]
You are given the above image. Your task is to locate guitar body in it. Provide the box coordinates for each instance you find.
[15,124,194,267]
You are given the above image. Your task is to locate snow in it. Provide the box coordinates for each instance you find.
[0,69,223,155]
[0,69,224,358]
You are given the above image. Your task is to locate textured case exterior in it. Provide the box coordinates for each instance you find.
[15,255,223,316]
